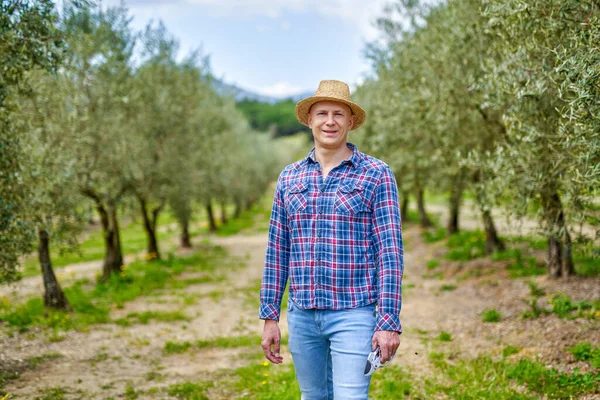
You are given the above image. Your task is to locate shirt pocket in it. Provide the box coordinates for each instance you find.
[286,181,309,214]
[334,181,371,215]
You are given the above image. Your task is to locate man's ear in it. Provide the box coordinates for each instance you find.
[307,113,312,128]
[348,114,355,130]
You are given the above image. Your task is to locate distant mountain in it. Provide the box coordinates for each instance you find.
[210,78,312,104]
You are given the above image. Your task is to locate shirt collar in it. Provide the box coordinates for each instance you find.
[306,142,361,169]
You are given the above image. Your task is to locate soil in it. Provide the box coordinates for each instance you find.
[1,203,599,399]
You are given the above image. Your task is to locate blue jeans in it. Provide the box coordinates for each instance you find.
[287,300,376,400]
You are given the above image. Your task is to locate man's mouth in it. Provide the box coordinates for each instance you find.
[323,130,337,134]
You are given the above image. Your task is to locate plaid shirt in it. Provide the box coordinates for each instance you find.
[259,143,403,333]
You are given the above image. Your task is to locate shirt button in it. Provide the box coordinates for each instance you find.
[317,234,321,238]
[320,188,325,192]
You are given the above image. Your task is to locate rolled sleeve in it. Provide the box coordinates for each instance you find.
[259,173,290,321]
[372,166,404,333]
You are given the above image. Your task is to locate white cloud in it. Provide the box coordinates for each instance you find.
[151,0,389,40]
[252,81,304,98]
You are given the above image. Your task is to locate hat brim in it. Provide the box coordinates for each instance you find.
[295,96,366,131]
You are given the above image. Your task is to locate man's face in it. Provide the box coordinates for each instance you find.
[307,100,355,150]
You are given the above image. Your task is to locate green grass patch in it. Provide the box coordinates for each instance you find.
[229,357,301,399]
[428,353,600,399]
[126,310,189,325]
[369,366,414,398]
[438,331,453,342]
[164,341,193,354]
[569,342,600,369]
[549,294,594,319]
[166,381,213,399]
[505,250,546,278]
[439,284,457,292]
[446,230,487,261]
[426,259,440,270]
[481,308,503,323]
[165,334,288,355]
[0,247,232,333]
[506,358,599,398]
[422,227,446,243]
[502,345,520,358]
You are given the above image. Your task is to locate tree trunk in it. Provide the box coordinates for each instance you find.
[447,182,462,235]
[180,217,192,248]
[234,200,242,219]
[139,196,161,260]
[220,200,228,225]
[81,188,125,282]
[541,191,575,278]
[38,229,71,311]
[482,209,505,254]
[400,192,409,221]
[102,203,123,281]
[206,201,217,232]
[416,187,433,228]
[562,228,575,277]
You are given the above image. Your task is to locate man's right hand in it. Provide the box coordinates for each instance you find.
[261,319,283,364]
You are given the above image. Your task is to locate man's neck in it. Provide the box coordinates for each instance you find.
[314,143,352,170]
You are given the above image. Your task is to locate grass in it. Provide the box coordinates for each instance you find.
[502,345,521,358]
[219,349,600,399]
[439,284,456,292]
[425,259,439,270]
[164,334,288,355]
[422,227,446,243]
[569,342,600,369]
[481,308,503,323]
[446,230,487,261]
[438,331,453,342]
[165,382,212,399]
[0,247,234,333]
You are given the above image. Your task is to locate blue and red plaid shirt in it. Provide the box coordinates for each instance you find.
[259,143,403,333]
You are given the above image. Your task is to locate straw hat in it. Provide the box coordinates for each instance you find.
[295,80,366,130]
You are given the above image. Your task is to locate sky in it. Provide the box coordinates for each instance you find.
[100,0,389,98]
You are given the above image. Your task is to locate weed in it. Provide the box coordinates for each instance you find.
[439,284,456,292]
[426,259,440,270]
[166,382,212,399]
[126,311,189,325]
[422,227,446,243]
[446,231,487,261]
[481,308,502,323]
[36,386,68,400]
[506,358,599,398]
[438,331,452,342]
[502,345,520,358]
[164,341,192,354]
[568,342,600,369]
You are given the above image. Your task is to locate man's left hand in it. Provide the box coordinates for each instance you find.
[372,330,400,363]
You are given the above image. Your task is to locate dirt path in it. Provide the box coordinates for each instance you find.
[1,221,598,399]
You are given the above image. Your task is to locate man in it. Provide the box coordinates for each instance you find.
[259,80,403,399]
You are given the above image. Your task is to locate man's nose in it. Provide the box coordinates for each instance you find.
[326,113,335,125]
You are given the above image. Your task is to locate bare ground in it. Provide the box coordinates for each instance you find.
[1,215,599,398]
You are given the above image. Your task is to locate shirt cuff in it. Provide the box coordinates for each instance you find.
[259,303,281,321]
[375,313,402,333]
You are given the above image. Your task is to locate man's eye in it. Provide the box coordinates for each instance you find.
[318,112,326,115]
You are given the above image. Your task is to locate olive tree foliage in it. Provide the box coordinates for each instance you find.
[127,22,189,259]
[13,70,85,309]
[479,0,600,276]
[361,0,599,276]
[0,0,64,283]
[61,3,136,281]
